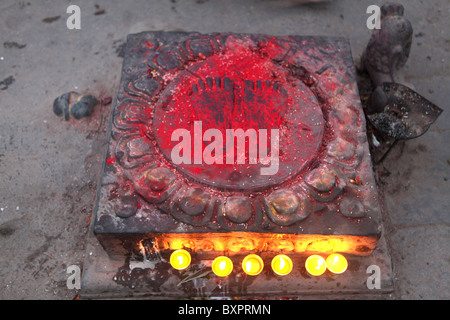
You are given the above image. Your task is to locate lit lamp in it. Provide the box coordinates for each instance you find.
[305,255,326,276]
[170,249,191,270]
[211,256,233,277]
[271,255,293,276]
[242,254,264,276]
[326,253,348,274]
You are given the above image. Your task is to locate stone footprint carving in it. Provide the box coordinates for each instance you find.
[191,77,288,129]
[191,76,235,128]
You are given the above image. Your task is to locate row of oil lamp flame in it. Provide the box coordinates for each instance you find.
[169,249,348,277]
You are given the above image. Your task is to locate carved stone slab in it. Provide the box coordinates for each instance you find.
[93,31,382,258]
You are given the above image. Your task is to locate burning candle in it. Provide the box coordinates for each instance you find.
[326,253,348,274]
[271,254,293,276]
[242,254,264,276]
[170,249,191,270]
[305,255,326,276]
[211,256,233,277]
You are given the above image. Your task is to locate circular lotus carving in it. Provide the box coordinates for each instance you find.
[107,33,370,230]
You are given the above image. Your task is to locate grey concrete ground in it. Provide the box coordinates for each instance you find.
[0,0,448,299]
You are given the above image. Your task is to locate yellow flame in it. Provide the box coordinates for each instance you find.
[279,257,286,270]
[271,254,293,276]
[170,249,191,270]
[305,255,326,276]
[326,253,348,274]
[242,254,264,276]
[212,256,233,277]
[219,260,226,270]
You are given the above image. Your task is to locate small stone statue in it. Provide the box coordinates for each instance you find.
[361,3,413,88]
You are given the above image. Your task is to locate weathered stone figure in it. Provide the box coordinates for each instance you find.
[361,3,413,88]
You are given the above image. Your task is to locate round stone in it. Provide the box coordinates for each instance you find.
[267,189,299,216]
[305,167,336,193]
[114,196,138,218]
[339,198,365,218]
[179,188,209,216]
[334,105,358,125]
[265,190,311,226]
[156,48,184,71]
[145,167,175,191]
[328,137,355,161]
[126,136,152,158]
[187,37,215,58]
[224,197,253,224]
